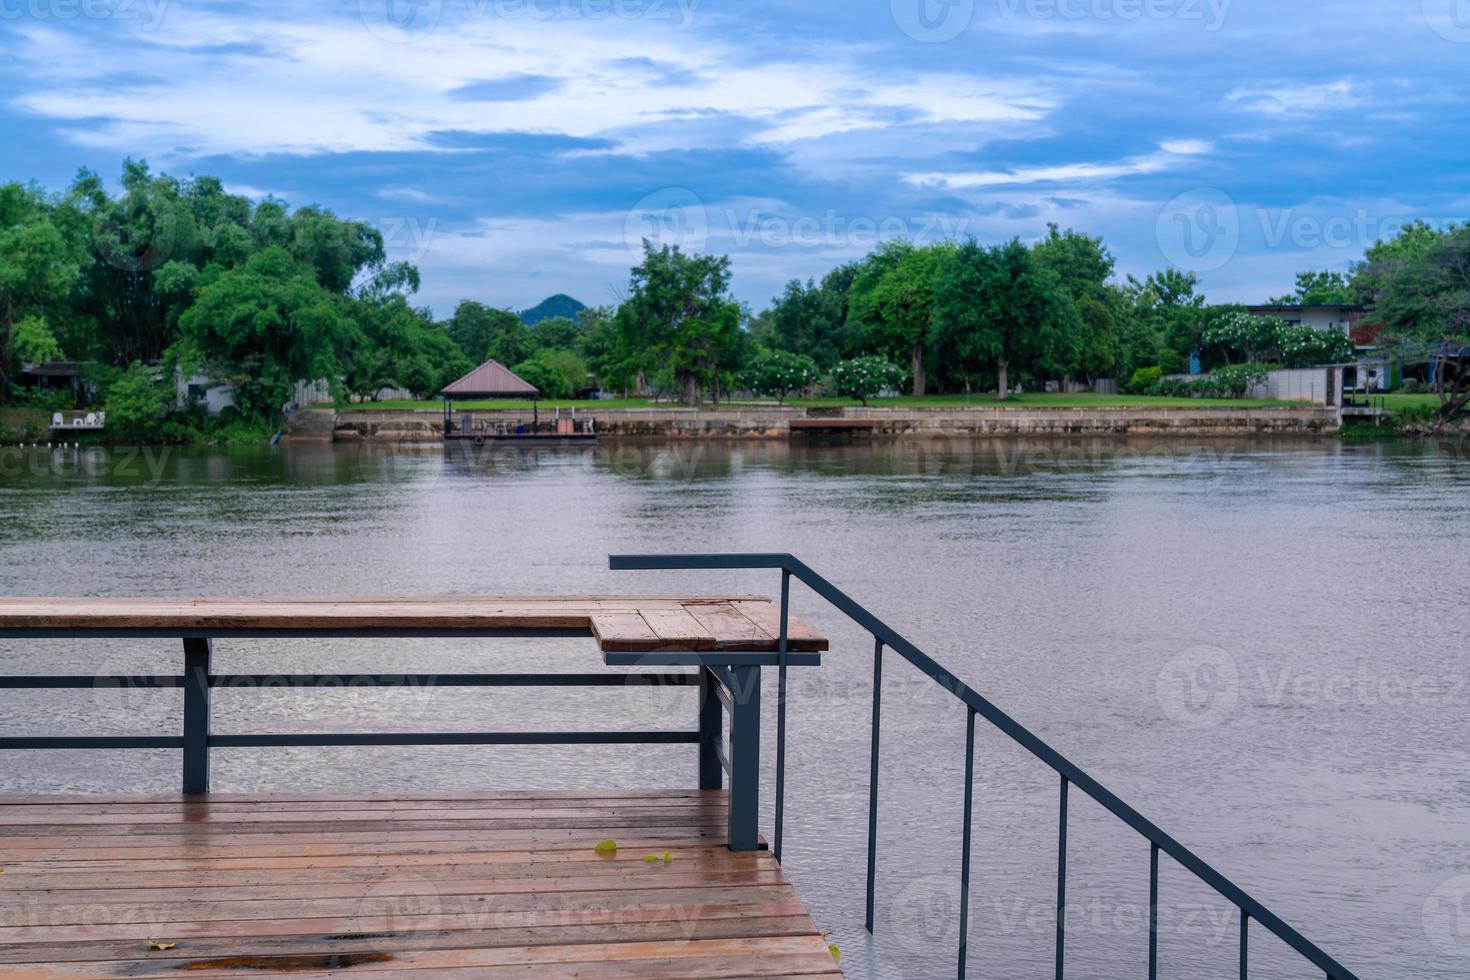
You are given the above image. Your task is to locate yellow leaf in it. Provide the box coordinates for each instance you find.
[644,854,660,862]
[593,839,618,854]
[147,939,178,952]
[662,851,672,861]
[828,943,841,964]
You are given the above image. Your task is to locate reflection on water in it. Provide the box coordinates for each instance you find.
[1,437,1467,978]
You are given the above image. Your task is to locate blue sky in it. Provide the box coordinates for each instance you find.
[3,0,1468,316]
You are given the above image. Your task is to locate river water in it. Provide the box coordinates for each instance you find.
[0,436,1466,978]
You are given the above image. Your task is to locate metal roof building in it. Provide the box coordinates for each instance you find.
[441,360,540,400]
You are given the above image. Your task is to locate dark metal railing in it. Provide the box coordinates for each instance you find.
[608,553,1361,980]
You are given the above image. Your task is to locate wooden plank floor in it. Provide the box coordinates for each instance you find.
[0,790,842,978]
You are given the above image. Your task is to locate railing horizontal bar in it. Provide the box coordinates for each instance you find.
[0,676,183,689]
[209,673,698,688]
[602,652,820,667]
[609,553,1360,980]
[0,674,698,689]
[0,737,185,749]
[209,731,700,748]
[0,628,594,640]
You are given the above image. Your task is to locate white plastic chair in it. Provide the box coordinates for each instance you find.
[51,413,64,427]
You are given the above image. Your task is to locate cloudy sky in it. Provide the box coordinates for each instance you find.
[3,0,1468,315]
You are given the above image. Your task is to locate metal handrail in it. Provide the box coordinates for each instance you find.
[610,553,1361,980]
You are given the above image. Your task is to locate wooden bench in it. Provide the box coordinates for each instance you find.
[0,596,840,976]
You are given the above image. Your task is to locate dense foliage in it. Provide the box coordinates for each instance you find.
[7,162,1464,436]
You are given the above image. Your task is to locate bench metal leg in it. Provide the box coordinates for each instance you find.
[726,665,761,851]
[182,637,212,795]
[698,666,723,790]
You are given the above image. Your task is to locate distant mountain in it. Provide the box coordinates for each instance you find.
[519,294,585,325]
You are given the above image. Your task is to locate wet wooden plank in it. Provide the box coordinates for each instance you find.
[0,790,841,978]
[728,601,829,651]
[0,597,827,653]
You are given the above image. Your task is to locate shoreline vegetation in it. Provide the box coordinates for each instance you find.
[3,163,1465,447]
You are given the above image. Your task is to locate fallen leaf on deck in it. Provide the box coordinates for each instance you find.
[147,940,178,952]
[593,839,618,854]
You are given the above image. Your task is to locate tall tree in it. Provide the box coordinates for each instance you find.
[444,300,532,366]
[177,247,359,419]
[847,241,952,395]
[1358,223,1470,421]
[932,238,1072,400]
[613,242,742,406]
[1033,224,1116,385]
[0,183,78,401]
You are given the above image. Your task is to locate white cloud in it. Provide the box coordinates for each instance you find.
[1226,80,1358,116]
[8,9,1063,161]
[905,140,1213,190]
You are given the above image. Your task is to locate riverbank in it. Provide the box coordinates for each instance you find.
[321,404,1342,442]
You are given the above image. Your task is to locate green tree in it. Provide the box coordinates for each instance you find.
[761,274,850,370]
[1357,223,1470,421]
[932,239,1073,400]
[177,247,358,420]
[847,241,952,395]
[103,362,169,440]
[445,300,532,365]
[830,356,906,406]
[1269,270,1355,306]
[0,183,78,402]
[742,350,819,404]
[13,316,64,364]
[529,316,583,353]
[509,358,559,398]
[1032,224,1117,385]
[613,242,742,406]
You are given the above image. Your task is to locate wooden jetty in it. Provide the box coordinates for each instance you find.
[0,596,836,978]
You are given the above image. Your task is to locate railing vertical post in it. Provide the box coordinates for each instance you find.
[698,666,723,790]
[958,707,976,979]
[1240,911,1249,980]
[774,568,790,863]
[1149,843,1159,980]
[182,637,212,795]
[1056,775,1068,980]
[726,665,761,852]
[865,638,883,934]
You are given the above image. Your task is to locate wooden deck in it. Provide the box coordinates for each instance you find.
[0,790,842,978]
[0,597,828,654]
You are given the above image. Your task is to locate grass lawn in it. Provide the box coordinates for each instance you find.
[1369,393,1440,414]
[342,393,1301,412]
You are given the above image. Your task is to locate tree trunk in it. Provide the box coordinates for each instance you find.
[910,342,926,397]
[996,355,1010,401]
[680,373,702,407]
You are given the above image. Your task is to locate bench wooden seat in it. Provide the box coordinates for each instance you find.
[0,598,829,653]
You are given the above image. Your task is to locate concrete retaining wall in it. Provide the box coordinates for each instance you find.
[333,405,1340,442]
